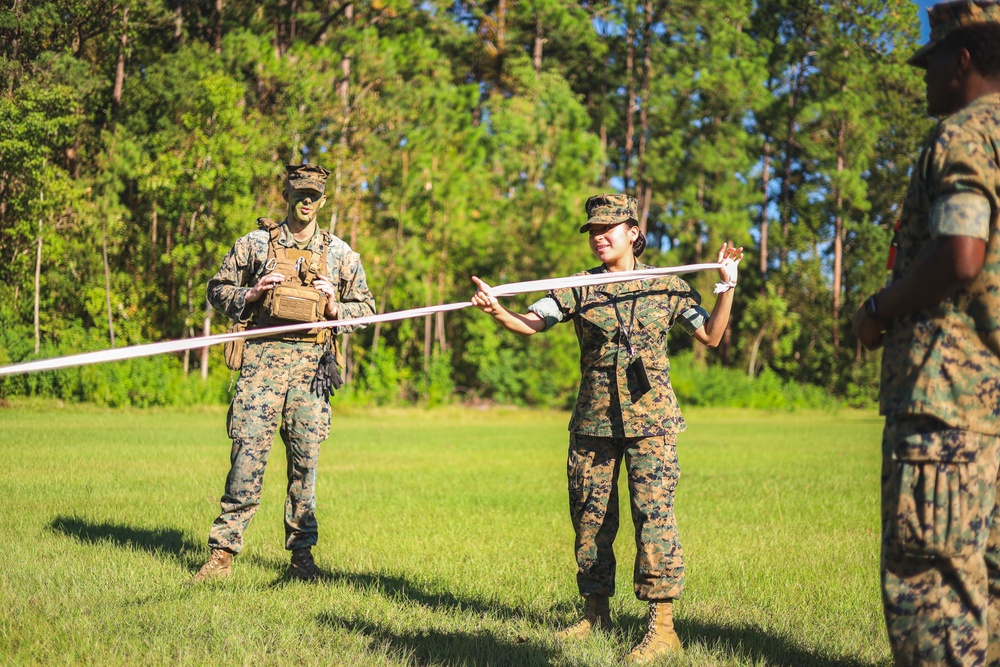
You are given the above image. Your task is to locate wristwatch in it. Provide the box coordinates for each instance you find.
[864,294,885,322]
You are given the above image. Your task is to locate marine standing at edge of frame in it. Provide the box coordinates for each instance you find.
[192,163,375,583]
[470,193,743,665]
[851,2,1000,665]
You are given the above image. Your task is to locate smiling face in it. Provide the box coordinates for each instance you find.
[588,221,640,268]
[284,186,327,226]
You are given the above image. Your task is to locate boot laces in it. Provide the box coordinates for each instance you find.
[634,605,662,652]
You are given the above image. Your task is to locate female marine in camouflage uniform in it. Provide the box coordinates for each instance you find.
[471,194,742,665]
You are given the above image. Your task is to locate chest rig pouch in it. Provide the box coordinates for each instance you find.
[255,218,330,342]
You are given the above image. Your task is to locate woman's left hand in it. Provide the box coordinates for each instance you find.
[716,242,744,285]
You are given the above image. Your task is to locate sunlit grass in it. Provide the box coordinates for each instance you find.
[0,404,888,666]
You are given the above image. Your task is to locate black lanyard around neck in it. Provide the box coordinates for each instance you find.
[612,296,638,358]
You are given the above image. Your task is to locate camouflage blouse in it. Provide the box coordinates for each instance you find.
[207,221,376,334]
[881,93,1000,434]
[529,263,708,438]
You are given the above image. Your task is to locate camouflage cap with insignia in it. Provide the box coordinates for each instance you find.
[908,0,1000,68]
[580,193,638,233]
[285,163,331,193]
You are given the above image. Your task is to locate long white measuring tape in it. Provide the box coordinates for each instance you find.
[0,262,723,377]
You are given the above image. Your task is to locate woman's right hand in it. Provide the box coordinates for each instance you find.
[471,276,501,316]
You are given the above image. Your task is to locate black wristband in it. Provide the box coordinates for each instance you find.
[864,294,885,322]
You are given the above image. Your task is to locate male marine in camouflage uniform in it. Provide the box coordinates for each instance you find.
[471,194,742,664]
[192,164,375,582]
[851,3,1000,664]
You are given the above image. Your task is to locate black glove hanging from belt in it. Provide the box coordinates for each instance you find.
[310,340,344,400]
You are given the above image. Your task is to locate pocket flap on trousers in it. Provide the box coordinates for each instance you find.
[895,428,981,463]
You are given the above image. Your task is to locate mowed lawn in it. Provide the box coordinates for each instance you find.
[0,404,888,666]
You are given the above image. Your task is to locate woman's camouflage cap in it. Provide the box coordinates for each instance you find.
[909,0,1000,68]
[285,163,331,193]
[579,193,638,233]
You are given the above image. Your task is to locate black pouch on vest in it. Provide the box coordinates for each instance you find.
[627,355,652,396]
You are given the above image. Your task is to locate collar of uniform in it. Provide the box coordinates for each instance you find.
[941,91,1000,123]
[595,261,654,296]
[277,222,321,250]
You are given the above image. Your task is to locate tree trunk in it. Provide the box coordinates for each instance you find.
[174,0,184,41]
[371,151,407,361]
[34,187,42,354]
[214,0,223,53]
[636,1,655,233]
[149,200,159,253]
[532,11,544,75]
[184,276,194,376]
[436,222,449,353]
[423,276,432,374]
[778,58,805,269]
[748,325,766,378]
[760,138,771,280]
[102,218,115,347]
[111,6,129,122]
[832,117,846,358]
[600,73,608,186]
[329,3,352,236]
[343,333,353,385]
[8,0,21,95]
[201,300,211,380]
[623,15,636,192]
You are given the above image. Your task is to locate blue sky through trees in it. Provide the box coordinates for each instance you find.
[913,0,934,39]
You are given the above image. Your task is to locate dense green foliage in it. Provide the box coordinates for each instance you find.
[0,405,887,665]
[0,1,931,406]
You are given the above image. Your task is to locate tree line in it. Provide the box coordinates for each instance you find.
[0,0,931,408]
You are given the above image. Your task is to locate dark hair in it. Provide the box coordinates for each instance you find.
[939,23,1000,78]
[627,220,647,258]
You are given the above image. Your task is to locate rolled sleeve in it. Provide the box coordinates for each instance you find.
[676,305,709,335]
[527,296,564,331]
[930,192,991,240]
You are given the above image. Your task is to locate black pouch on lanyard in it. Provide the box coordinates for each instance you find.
[614,296,652,400]
[627,355,652,395]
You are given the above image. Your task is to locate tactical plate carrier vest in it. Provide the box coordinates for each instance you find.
[255,217,331,344]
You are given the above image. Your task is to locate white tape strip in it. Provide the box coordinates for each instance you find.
[0,262,721,377]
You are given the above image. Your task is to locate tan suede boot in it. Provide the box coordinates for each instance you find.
[625,601,682,664]
[554,595,612,640]
[190,548,233,582]
[289,547,323,582]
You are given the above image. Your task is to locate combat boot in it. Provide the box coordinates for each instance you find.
[625,600,682,665]
[289,547,323,582]
[191,548,233,582]
[554,595,612,640]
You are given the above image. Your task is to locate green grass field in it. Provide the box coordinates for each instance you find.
[0,404,888,666]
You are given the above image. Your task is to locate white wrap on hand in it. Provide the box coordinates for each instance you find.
[714,258,738,294]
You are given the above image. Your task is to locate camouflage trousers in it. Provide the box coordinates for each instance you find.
[568,433,684,601]
[882,416,1000,667]
[208,340,330,555]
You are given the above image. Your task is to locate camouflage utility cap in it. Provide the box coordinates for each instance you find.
[580,194,638,233]
[909,0,1000,68]
[286,163,331,193]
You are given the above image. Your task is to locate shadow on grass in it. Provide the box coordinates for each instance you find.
[49,515,203,569]
[618,613,879,667]
[318,612,555,667]
[322,567,572,628]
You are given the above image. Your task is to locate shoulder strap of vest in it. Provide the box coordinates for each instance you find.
[257,217,281,263]
[306,230,330,285]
